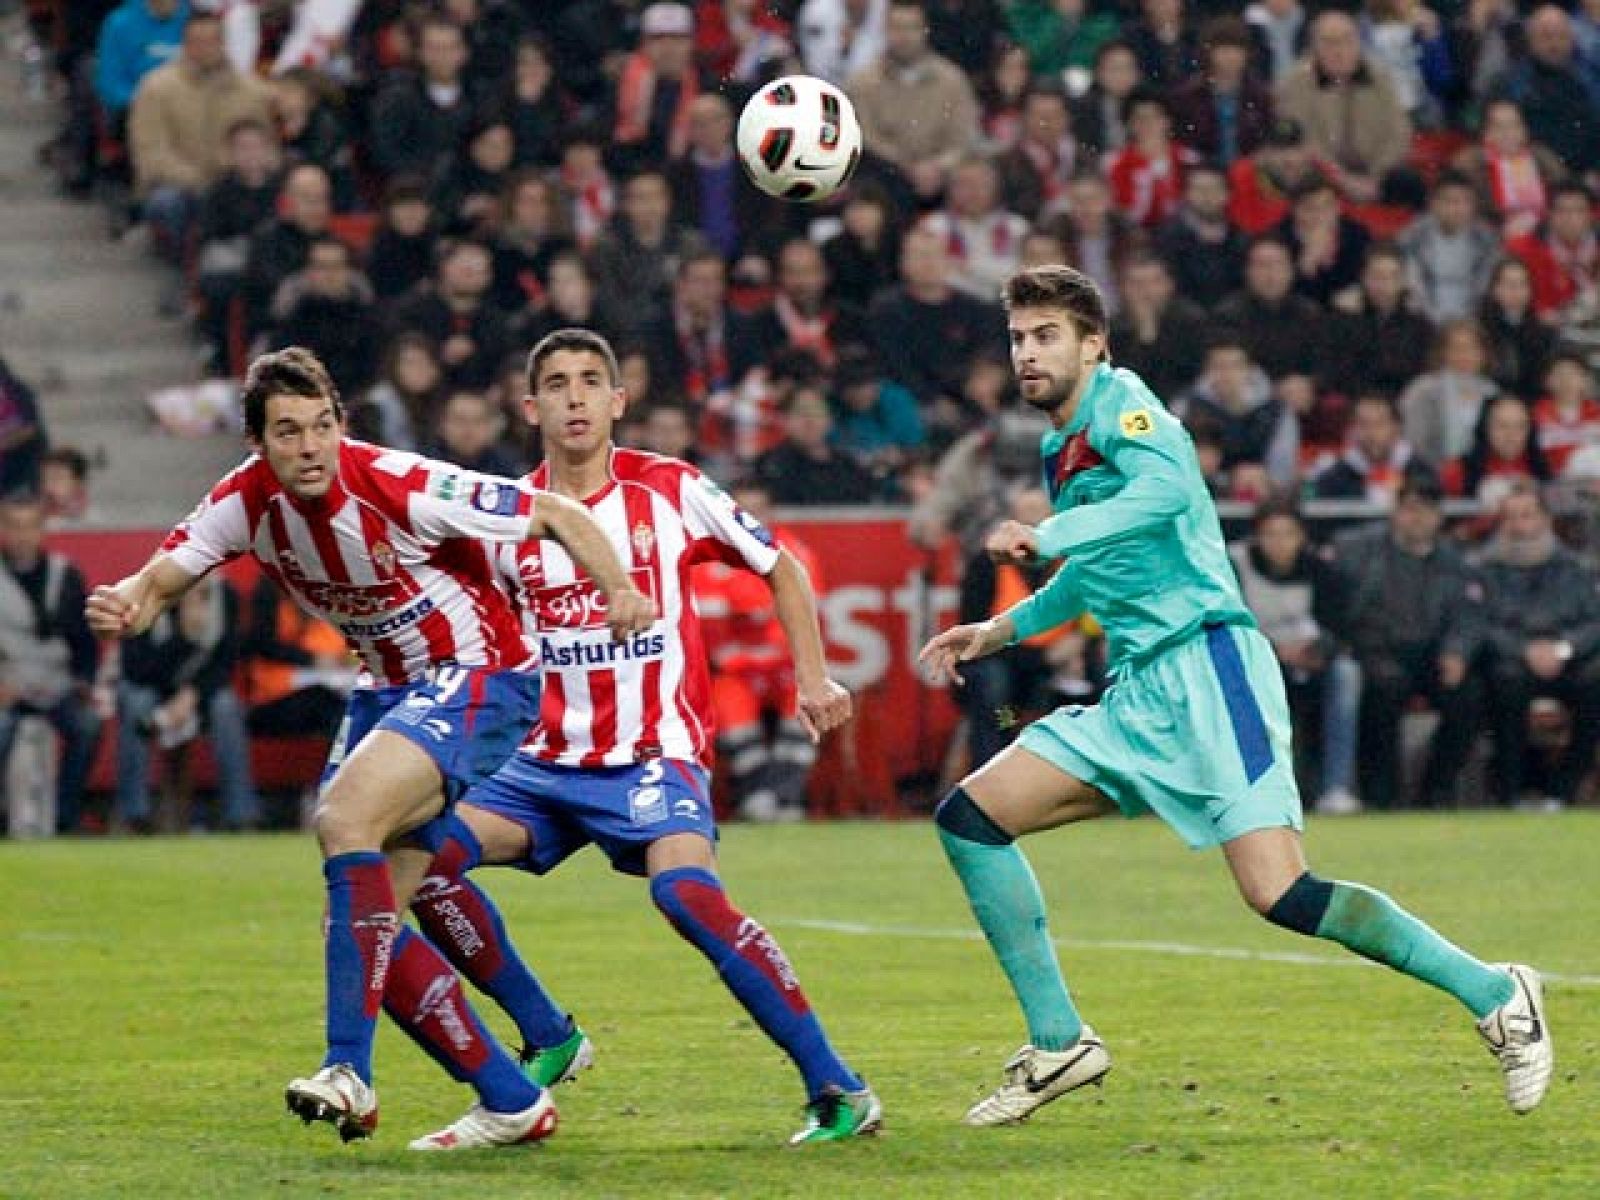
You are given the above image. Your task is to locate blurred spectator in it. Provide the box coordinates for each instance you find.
[127,12,272,270]
[973,39,1031,151]
[387,238,511,390]
[1169,16,1275,168]
[504,38,567,169]
[920,156,1030,300]
[432,113,517,238]
[846,0,981,202]
[1176,336,1301,490]
[957,485,1103,768]
[1312,391,1429,504]
[1040,171,1139,310]
[829,346,925,498]
[270,68,355,211]
[1400,318,1501,464]
[1488,5,1599,175]
[1109,253,1208,401]
[39,447,95,528]
[1324,244,1435,403]
[0,357,47,497]
[1326,473,1483,810]
[1107,88,1201,229]
[239,575,351,751]
[1226,114,1323,235]
[1246,0,1309,83]
[0,494,101,834]
[743,237,869,371]
[428,389,520,476]
[1477,482,1600,808]
[367,177,440,302]
[909,397,1051,553]
[350,333,443,453]
[638,400,699,463]
[116,574,257,832]
[1157,161,1248,306]
[1396,170,1501,322]
[590,168,708,340]
[1005,0,1120,76]
[517,251,622,350]
[697,0,797,85]
[1506,182,1598,323]
[1275,10,1411,204]
[1452,98,1568,239]
[1441,394,1553,509]
[1477,257,1558,401]
[1229,499,1360,813]
[1071,39,1139,159]
[1534,352,1600,476]
[1215,235,1326,416]
[1360,0,1454,127]
[194,117,282,373]
[369,16,475,179]
[1280,173,1370,305]
[268,237,380,396]
[554,123,617,251]
[694,477,825,821]
[613,2,701,169]
[994,80,1082,223]
[821,182,904,310]
[755,382,877,505]
[667,93,784,266]
[868,223,1006,409]
[797,0,889,85]
[924,0,1008,77]
[242,163,333,337]
[1124,0,1202,89]
[93,0,187,129]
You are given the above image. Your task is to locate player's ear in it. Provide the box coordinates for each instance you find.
[1082,332,1107,366]
[522,390,541,427]
[611,385,626,420]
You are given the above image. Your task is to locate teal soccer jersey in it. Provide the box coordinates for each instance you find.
[1003,364,1302,847]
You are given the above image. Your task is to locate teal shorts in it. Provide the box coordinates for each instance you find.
[1017,623,1302,849]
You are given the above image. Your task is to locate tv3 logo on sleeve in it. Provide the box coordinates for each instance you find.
[531,566,657,630]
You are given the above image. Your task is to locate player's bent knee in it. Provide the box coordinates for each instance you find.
[934,786,1013,845]
[1262,871,1335,934]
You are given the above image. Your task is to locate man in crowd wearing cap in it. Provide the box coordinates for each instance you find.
[615,3,701,172]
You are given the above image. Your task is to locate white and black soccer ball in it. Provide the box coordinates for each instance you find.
[735,75,863,203]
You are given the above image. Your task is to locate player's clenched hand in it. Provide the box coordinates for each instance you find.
[986,520,1040,566]
[85,580,143,639]
[795,676,852,742]
[918,619,1013,687]
[604,587,657,640]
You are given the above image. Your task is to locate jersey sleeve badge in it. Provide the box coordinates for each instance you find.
[1119,409,1156,439]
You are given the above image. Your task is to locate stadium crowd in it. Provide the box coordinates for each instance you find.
[5,0,1600,831]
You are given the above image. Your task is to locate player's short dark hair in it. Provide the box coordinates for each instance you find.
[1003,266,1109,355]
[241,347,343,439]
[526,328,622,392]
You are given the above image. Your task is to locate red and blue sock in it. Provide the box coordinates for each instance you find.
[382,926,543,1114]
[321,851,398,1083]
[411,813,573,1050]
[650,866,864,1100]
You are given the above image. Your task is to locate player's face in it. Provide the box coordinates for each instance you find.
[1009,306,1104,414]
[256,392,343,500]
[529,348,625,458]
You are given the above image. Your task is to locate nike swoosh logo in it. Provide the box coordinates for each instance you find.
[793,158,832,172]
[1024,1044,1097,1093]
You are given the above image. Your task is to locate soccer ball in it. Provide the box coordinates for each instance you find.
[735,75,863,203]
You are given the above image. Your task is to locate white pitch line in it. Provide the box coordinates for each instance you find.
[775,917,1600,987]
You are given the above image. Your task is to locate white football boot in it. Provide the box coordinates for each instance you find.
[1477,964,1553,1114]
[409,1090,559,1150]
[285,1063,379,1142]
[963,1027,1111,1126]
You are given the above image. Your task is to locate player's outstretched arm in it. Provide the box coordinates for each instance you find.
[528,492,657,639]
[767,548,851,741]
[84,553,201,640]
[918,617,1015,688]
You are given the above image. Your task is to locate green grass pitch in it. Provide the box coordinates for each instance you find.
[4,814,1597,1199]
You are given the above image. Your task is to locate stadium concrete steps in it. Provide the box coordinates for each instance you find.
[0,25,242,526]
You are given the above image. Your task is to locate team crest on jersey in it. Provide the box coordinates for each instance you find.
[370,539,396,578]
[631,520,656,562]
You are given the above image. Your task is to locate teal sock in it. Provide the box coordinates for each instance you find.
[936,821,1083,1050]
[1316,882,1515,1019]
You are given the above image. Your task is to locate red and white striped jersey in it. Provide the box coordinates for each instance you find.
[499,448,781,769]
[161,440,539,685]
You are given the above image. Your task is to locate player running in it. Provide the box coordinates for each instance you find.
[919,266,1552,1125]
[85,348,654,1144]
[390,328,882,1149]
